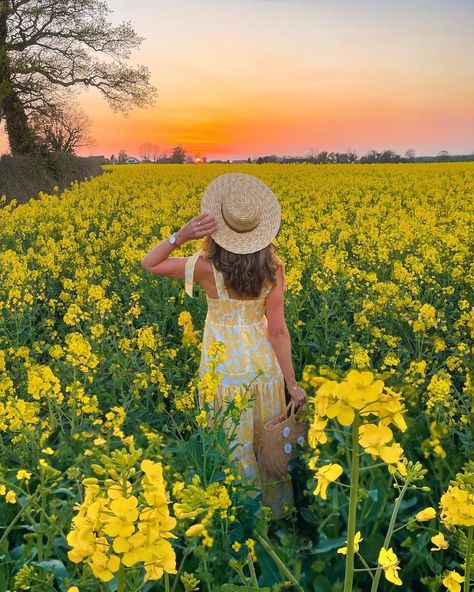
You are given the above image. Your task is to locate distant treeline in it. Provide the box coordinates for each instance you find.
[102,147,474,165]
[210,150,474,165]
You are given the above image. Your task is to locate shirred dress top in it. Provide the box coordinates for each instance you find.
[184,247,294,520]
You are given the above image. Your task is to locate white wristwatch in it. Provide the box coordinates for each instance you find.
[169,233,177,245]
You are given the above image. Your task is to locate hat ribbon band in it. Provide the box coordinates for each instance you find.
[220,203,260,233]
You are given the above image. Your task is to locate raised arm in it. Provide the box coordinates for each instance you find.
[140,213,218,278]
[265,261,307,405]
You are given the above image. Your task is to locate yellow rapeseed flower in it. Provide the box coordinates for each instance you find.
[337,531,363,555]
[314,464,343,500]
[5,490,17,503]
[442,570,464,592]
[430,532,448,551]
[378,547,402,586]
[415,507,437,521]
[440,485,474,527]
[185,523,205,537]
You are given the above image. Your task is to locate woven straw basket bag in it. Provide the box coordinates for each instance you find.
[256,400,309,479]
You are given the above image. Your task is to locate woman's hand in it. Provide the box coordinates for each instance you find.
[289,385,307,406]
[177,213,218,245]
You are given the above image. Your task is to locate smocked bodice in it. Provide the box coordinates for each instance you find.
[206,295,268,325]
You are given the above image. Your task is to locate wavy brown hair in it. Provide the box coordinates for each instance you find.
[201,236,281,298]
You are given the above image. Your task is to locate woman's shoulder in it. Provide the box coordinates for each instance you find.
[193,253,214,282]
[270,255,286,292]
[272,255,286,277]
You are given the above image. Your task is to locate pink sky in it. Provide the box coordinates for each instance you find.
[2,0,474,160]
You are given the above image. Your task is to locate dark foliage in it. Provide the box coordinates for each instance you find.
[0,151,104,204]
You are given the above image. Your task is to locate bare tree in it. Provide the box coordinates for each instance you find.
[139,141,161,162]
[139,142,153,162]
[150,143,160,163]
[29,99,94,154]
[0,0,157,155]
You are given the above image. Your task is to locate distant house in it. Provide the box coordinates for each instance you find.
[124,156,140,164]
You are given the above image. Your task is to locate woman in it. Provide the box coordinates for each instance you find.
[141,172,307,519]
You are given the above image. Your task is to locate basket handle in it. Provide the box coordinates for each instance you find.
[286,399,304,417]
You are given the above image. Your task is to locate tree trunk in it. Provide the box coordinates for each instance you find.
[0,0,38,155]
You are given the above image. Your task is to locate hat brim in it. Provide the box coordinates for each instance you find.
[200,173,281,254]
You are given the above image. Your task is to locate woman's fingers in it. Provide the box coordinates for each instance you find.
[200,225,219,236]
[192,216,218,237]
[195,221,217,233]
[195,216,217,227]
[197,215,217,225]
[198,212,215,220]
[197,217,216,227]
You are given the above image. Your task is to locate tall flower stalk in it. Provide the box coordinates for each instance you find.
[303,367,424,590]
[343,412,360,592]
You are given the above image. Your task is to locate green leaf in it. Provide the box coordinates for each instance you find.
[366,488,379,502]
[299,506,318,525]
[313,535,346,553]
[31,560,68,583]
[312,575,333,592]
[51,487,76,498]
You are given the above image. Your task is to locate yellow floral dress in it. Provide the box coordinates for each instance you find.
[184,247,294,520]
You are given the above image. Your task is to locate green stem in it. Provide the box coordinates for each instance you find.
[171,548,192,592]
[0,490,39,546]
[201,424,207,486]
[359,462,387,472]
[248,550,259,587]
[464,526,473,592]
[117,564,125,592]
[343,412,360,592]
[370,479,409,592]
[165,572,170,592]
[202,556,212,592]
[356,552,375,581]
[37,477,46,562]
[253,530,304,592]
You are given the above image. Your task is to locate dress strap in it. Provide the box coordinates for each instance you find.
[184,250,201,298]
[211,263,229,299]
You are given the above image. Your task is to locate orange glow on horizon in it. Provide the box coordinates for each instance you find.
[0,1,472,159]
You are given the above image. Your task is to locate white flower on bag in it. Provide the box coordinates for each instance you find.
[284,443,292,454]
[283,426,291,438]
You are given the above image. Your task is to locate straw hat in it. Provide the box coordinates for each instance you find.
[200,173,281,254]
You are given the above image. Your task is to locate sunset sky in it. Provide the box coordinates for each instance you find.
[2,0,474,160]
